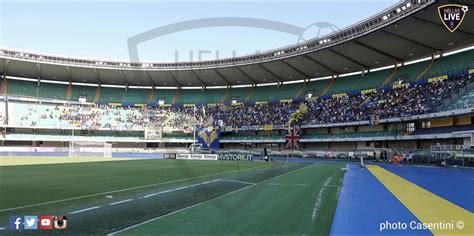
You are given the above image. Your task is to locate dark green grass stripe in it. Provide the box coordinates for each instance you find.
[0,163,305,235]
[0,160,275,211]
[121,163,345,235]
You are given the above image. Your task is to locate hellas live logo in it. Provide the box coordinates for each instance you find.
[438,4,468,32]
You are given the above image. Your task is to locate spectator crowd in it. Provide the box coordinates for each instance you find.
[9,75,471,130]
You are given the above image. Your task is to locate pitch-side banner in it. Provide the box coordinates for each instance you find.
[218,153,253,161]
[177,154,218,160]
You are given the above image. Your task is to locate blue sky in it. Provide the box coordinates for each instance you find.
[0,0,398,62]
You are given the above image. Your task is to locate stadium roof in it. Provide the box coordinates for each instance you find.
[0,0,473,88]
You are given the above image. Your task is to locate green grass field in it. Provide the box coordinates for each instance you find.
[0,157,345,235]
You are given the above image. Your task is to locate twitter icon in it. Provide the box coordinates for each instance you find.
[24,216,38,230]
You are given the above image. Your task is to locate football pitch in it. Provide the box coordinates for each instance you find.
[0,157,345,235]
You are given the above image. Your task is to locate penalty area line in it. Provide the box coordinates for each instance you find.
[69,206,101,214]
[109,199,133,206]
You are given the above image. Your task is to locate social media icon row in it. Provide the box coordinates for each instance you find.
[9,215,67,230]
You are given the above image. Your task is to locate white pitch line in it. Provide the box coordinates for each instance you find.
[0,165,269,212]
[218,179,255,185]
[70,206,100,214]
[109,199,133,206]
[311,176,333,225]
[311,187,325,223]
[142,179,221,199]
[323,177,333,187]
[173,186,189,191]
[0,227,5,230]
[107,165,315,236]
[266,183,285,186]
[143,193,158,199]
[292,183,310,186]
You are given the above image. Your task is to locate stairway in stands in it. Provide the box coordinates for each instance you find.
[94,86,101,103]
[221,87,229,103]
[415,57,435,81]
[146,88,155,104]
[172,88,181,104]
[320,77,335,96]
[294,80,308,98]
[381,66,398,87]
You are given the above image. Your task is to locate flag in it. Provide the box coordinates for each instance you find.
[285,126,301,150]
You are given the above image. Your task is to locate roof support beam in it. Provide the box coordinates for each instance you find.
[36,64,41,85]
[329,49,369,69]
[302,55,338,75]
[236,67,258,85]
[94,68,102,85]
[258,63,283,83]
[353,40,403,62]
[190,70,206,87]
[119,71,129,89]
[143,70,156,87]
[66,67,72,83]
[168,71,181,87]
[282,60,311,79]
[381,30,441,52]
[412,16,474,36]
[2,60,10,77]
[213,69,232,86]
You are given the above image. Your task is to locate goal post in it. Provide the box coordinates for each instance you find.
[69,141,113,157]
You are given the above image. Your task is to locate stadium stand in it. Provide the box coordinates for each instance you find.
[394,61,430,83]
[7,79,38,98]
[122,88,149,104]
[445,89,474,110]
[5,73,471,131]
[250,84,301,102]
[3,50,472,105]
[152,89,176,104]
[424,50,474,78]
[409,124,474,135]
[38,82,68,100]
[71,85,97,102]
[99,87,126,103]
[177,88,224,104]
[225,87,250,103]
[327,70,391,95]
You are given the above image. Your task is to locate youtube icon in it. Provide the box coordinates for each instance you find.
[38,216,53,230]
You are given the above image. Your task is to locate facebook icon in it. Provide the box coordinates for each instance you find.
[9,216,24,230]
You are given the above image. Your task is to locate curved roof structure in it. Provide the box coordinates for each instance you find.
[1,0,473,87]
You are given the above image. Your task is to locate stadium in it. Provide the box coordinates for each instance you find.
[0,0,473,235]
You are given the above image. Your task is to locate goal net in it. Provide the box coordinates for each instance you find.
[188,143,203,154]
[69,141,113,157]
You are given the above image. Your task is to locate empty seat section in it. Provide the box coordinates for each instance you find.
[301,79,329,97]
[123,88,149,104]
[395,61,429,82]
[225,87,249,103]
[71,85,97,102]
[153,89,176,104]
[99,87,125,103]
[7,79,38,97]
[425,50,474,77]
[251,84,299,101]
[177,89,224,104]
[39,83,67,100]
[329,70,389,95]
